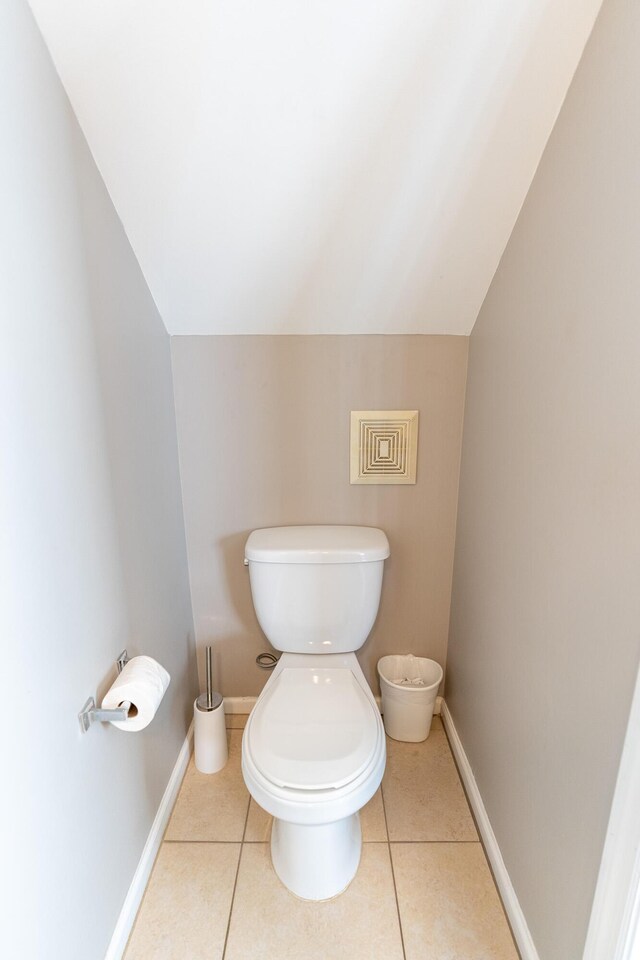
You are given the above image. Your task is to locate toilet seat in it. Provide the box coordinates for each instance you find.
[246,666,380,791]
[242,653,386,827]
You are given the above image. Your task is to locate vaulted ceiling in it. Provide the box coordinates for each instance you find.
[29,0,601,335]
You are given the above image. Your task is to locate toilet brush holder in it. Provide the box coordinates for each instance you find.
[194,646,228,774]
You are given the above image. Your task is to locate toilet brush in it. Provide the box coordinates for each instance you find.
[194,646,228,773]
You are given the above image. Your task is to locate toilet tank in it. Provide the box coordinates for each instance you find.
[244,526,390,655]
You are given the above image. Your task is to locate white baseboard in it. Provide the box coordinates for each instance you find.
[440,701,539,960]
[583,664,640,960]
[224,694,443,715]
[104,723,193,960]
[223,695,257,714]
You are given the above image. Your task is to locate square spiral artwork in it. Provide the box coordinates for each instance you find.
[350,410,419,484]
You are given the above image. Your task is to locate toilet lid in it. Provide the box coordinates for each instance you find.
[248,668,380,791]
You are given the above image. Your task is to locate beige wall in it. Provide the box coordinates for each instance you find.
[446,0,640,957]
[172,335,468,695]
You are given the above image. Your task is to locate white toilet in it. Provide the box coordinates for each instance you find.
[241,525,390,901]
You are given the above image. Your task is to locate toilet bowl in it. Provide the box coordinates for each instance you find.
[241,525,390,900]
[242,652,386,900]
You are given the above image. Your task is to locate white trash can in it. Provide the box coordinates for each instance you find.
[377,654,443,742]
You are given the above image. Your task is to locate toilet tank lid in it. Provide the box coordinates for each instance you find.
[245,526,390,563]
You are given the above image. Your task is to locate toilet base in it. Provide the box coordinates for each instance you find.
[271,813,362,900]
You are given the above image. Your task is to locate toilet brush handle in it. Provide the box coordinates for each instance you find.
[205,645,213,710]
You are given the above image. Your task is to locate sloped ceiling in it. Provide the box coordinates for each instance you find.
[29,0,601,335]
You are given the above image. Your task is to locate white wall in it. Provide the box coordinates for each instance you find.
[0,2,196,957]
[446,0,640,957]
[29,0,601,337]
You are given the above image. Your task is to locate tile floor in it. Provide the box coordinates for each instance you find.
[124,714,520,960]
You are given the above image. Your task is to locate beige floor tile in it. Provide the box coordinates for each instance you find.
[382,718,477,840]
[224,843,404,960]
[165,730,249,841]
[243,787,387,843]
[124,842,240,960]
[392,842,519,960]
[225,713,248,729]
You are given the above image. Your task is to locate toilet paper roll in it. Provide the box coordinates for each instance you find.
[102,656,170,731]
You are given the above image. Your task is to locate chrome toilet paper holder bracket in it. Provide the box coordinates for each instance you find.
[78,650,131,733]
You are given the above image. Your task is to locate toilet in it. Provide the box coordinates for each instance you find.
[241,525,390,901]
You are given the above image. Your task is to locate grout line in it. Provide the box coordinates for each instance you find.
[163,838,245,844]
[387,839,482,844]
[164,837,482,845]
[380,782,407,960]
[241,796,251,843]
[221,798,252,960]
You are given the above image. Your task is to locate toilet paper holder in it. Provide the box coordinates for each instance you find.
[78,649,132,733]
